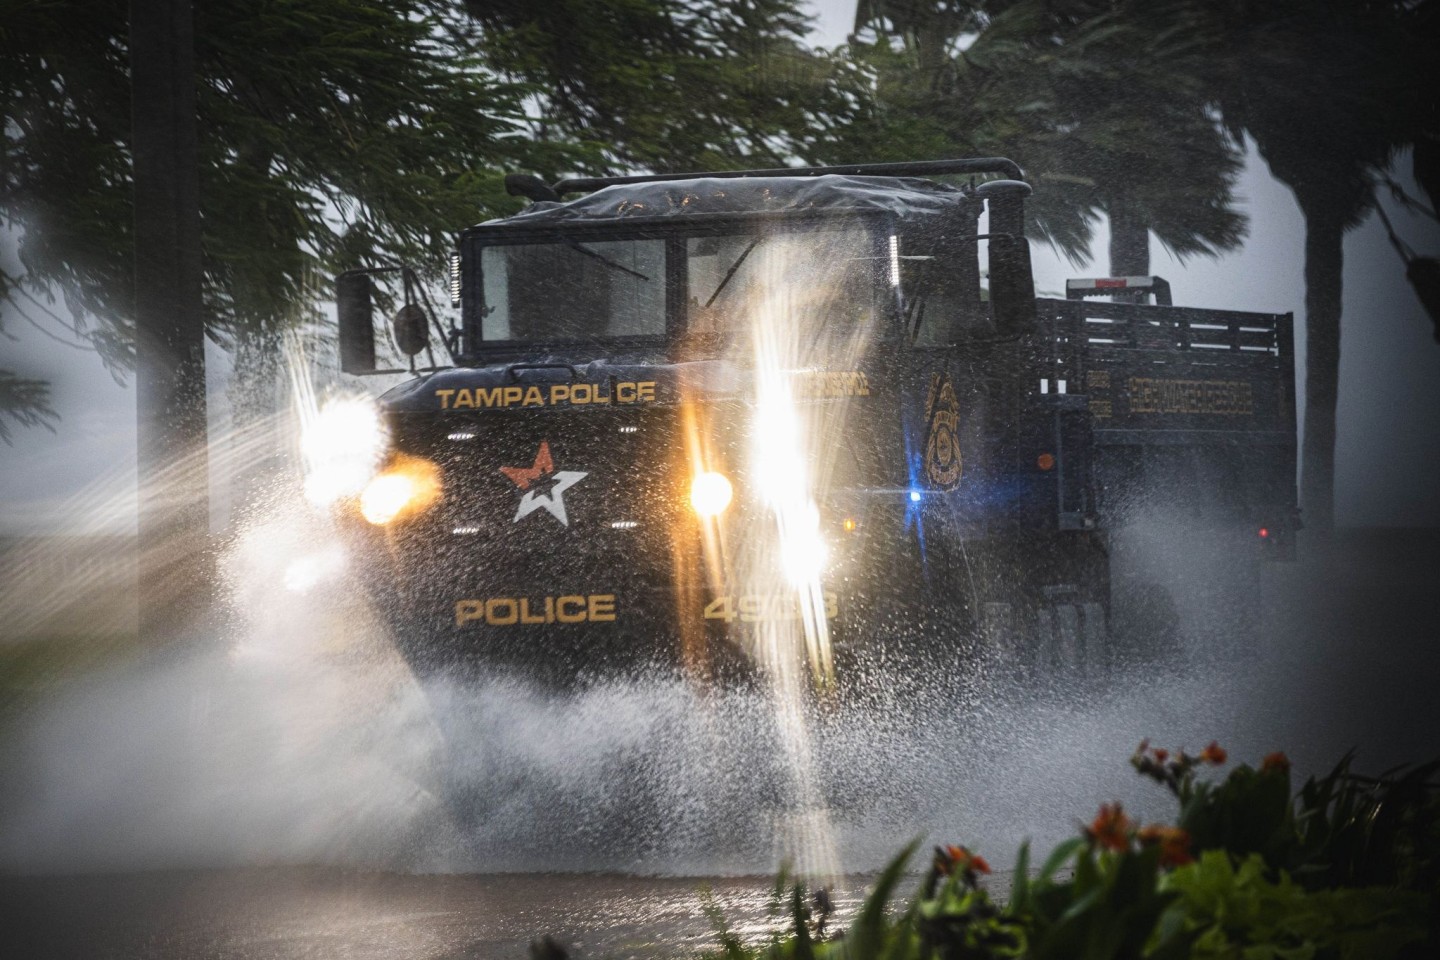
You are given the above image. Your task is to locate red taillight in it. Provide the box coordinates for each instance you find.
[1258,527,1270,539]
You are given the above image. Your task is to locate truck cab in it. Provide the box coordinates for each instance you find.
[326,159,1297,687]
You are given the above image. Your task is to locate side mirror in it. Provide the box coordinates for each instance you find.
[976,179,1037,337]
[336,271,376,374]
[392,303,429,357]
[988,234,1037,335]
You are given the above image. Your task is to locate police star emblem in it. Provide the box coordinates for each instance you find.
[499,441,587,527]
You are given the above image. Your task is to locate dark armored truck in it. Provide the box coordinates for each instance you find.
[324,158,1297,686]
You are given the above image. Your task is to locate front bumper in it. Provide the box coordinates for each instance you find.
[341,504,897,684]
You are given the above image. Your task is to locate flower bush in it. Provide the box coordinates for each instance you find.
[702,744,1439,959]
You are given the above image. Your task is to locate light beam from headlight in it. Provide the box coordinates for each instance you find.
[283,546,347,594]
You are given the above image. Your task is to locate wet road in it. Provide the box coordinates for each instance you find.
[2,869,889,959]
[2,529,1438,958]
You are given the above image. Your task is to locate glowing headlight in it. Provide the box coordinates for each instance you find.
[689,470,734,517]
[780,500,827,585]
[301,396,387,506]
[360,456,441,525]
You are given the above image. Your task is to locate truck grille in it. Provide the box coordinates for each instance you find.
[390,406,689,572]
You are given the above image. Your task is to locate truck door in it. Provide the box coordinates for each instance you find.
[896,204,1014,541]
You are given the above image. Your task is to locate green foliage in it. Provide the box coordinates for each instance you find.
[847,839,917,957]
[1159,851,1429,960]
[3,0,546,370]
[1137,743,1440,895]
[1194,0,1435,228]
[700,885,753,960]
[915,865,1025,959]
[0,369,59,443]
[2,0,845,373]
[836,1,1249,272]
[1134,746,1297,868]
[1288,758,1440,893]
[467,0,860,174]
[1006,838,1192,960]
[700,745,1440,960]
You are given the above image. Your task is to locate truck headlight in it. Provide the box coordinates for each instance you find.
[301,396,387,506]
[360,456,441,525]
[689,471,733,517]
[780,500,827,585]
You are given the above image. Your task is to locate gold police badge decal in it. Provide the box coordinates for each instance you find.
[923,372,962,490]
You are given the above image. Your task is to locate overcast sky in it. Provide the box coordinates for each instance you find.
[2,0,1437,534]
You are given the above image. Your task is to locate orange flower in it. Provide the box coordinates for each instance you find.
[1200,741,1227,765]
[1261,751,1290,774]
[1152,747,1169,763]
[1138,824,1194,868]
[936,844,991,876]
[1088,803,1134,851]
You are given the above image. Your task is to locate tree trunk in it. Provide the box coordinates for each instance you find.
[1297,195,1345,534]
[131,0,209,640]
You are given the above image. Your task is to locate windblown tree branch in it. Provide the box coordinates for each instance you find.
[464,0,862,174]
[835,0,1248,274]
[1187,0,1440,531]
[1,1,584,375]
[0,369,59,444]
[3,0,855,376]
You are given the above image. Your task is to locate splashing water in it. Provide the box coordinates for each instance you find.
[3,501,1433,875]
[5,269,1434,882]
[725,228,889,884]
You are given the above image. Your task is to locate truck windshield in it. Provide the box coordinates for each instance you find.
[479,238,666,343]
[684,223,884,359]
[475,220,886,351]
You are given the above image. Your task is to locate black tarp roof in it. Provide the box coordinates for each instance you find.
[483,174,976,227]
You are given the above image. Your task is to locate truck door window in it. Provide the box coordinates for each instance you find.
[904,219,987,345]
[479,238,666,342]
[684,225,882,361]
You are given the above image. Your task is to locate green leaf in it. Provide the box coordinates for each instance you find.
[848,839,918,960]
[698,885,749,960]
[1010,840,1032,915]
[789,884,815,960]
[1039,837,1086,883]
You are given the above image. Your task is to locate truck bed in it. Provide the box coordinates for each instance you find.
[1035,296,1298,530]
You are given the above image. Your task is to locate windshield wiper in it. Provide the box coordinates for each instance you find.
[705,237,764,308]
[562,239,651,282]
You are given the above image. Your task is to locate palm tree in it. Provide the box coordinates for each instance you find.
[1194,0,1438,532]
[843,0,1247,276]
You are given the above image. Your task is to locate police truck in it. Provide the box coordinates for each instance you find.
[320,158,1298,688]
